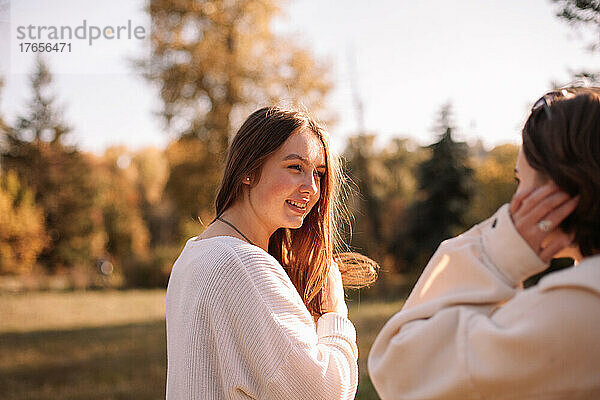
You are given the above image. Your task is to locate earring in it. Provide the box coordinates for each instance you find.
[245,177,251,182]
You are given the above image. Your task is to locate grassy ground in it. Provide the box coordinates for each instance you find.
[348,297,406,400]
[0,290,404,399]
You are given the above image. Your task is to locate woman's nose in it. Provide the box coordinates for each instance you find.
[301,172,319,195]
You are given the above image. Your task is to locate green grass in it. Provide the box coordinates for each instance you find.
[349,298,405,400]
[0,290,404,399]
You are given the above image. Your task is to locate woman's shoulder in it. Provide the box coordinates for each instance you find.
[181,236,287,279]
[179,236,303,309]
[185,235,278,264]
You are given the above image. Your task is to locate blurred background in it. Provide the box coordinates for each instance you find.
[0,0,598,398]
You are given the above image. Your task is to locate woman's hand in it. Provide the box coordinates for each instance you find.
[509,184,579,263]
[322,261,348,318]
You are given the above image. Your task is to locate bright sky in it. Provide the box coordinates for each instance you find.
[1,0,598,154]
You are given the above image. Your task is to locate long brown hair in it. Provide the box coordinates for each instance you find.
[522,87,600,257]
[215,107,377,317]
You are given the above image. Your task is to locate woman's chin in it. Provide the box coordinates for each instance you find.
[282,216,305,230]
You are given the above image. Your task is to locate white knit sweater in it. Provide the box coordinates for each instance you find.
[166,236,358,399]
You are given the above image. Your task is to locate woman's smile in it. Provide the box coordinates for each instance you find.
[286,199,309,213]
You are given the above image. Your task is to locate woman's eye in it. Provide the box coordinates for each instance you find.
[314,170,325,179]
[288,165,302,172]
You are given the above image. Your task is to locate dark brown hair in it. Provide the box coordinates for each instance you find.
[522,87,600,257]
[215,107,377,317]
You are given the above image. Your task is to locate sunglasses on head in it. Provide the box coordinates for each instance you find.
[531,89,574,120]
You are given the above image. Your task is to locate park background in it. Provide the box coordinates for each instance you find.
[0,0,598,398]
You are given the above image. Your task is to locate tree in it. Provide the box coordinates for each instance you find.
[93,146,175,287]
[343,135,428,298]
[552,0,600,82]
[142,0,334,235]
[553,0,600,49]
[343,134,384,260]
[131,146,175,246]
[1,57,106,272]
[400,104,474,273]
[0,78,8,145]
[343,136,425,268]
[0,79,7,170]
[12,57,70,145]
[163,135,218,236]
[97,147,150,268]
[466,144,519,226]
[0,79,46,275]
[0,170,46,274]
[144,0,333,150]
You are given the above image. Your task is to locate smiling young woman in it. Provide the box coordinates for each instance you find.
[165,107,377,399]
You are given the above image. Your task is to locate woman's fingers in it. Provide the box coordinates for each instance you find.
[539,235,573,263]
[512,184,559,219]
[512,186,563,248]
[510,186,536,216]
[519,191,571,228]
[510,183,579,261]
[543,195,580,228]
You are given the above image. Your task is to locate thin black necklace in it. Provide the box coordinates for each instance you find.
[214,216,256,246]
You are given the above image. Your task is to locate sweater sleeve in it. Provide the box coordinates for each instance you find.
[266,312,358,400]
[367,204,600,399]
[214,243,358,400]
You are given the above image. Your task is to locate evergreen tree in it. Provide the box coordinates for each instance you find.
[1,57,106,272]
[552,0,600,82]
[0,78,7,143]
[343,135,427,297]
[343,136,425,263]
[401,104,474,273]
[12,57,70,145]
[553,0,600,50]
[343,134,383,260]
[0,77,11,169]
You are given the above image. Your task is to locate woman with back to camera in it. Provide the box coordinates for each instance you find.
[368,87,600,399]
[166,107,376,399]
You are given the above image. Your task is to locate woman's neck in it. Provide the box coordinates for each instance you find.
[216,203,273,251]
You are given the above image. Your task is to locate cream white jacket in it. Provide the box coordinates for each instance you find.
[166,236,358,400]
[368,204,600,400]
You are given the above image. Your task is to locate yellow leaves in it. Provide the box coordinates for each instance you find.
[0,170,46,274]
[147,0,335,140]
[133,147,169,205]
[466,144,519,225]
[475,158,510,181]
[165,136,207,165]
